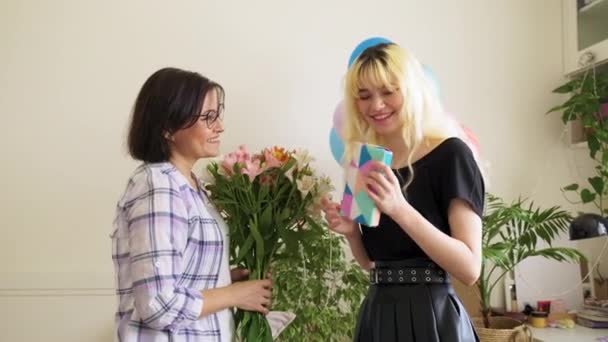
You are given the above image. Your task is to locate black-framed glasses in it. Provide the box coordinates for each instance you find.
[200,103,224,128]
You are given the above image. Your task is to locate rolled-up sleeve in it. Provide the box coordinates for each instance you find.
[125,170,203,331]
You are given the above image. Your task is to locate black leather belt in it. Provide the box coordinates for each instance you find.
[370,259,449,285]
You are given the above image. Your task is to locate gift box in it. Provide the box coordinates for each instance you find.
[340,142,393,227]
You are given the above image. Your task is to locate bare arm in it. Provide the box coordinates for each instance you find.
[199,279,273,318]
[322,198,374,271]
[199,287,234,317]
[391,199,482,285]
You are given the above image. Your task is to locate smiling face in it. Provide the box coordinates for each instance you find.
[355,81,404,136]
[170,87,225,161]
[345,43,409,140]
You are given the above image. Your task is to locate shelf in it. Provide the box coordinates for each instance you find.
[563,0,608,74]
[569,59,608,77]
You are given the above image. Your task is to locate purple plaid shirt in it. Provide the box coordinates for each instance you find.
[112,163,224,341]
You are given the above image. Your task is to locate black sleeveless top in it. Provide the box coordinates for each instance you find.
[361,137,485,261]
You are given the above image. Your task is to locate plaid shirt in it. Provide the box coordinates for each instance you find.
[112,163,224,341]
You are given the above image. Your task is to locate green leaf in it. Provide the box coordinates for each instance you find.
[561,108,577,123]
[546,104,566,114]
[582,114,597,127]
[257,182,269,202]
[588,177,605,195]
[245,315,261,341]
[248,219,265,273]
[529,247,586,263]
[588,135,600,158]
[562,183,579,191]
[259,205,273,231]
[240,311,252,333]
[553,82,576,94]
[234,235,255,265]
[580,189,596,203]
[279,207,292,223]
[305,215,324,231]
[282,158,297,172]
[260,317,273,342]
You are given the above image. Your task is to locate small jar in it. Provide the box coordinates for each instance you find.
[529,311,548,328]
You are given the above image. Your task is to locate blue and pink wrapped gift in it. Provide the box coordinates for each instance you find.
[340,142,393,227]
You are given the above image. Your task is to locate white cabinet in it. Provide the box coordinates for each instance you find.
[563,0,608,75]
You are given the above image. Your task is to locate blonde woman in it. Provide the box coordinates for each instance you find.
[322,42,484,341]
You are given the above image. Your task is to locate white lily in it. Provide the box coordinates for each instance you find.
[296,175,315,197]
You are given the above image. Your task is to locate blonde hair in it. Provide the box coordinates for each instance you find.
[343,43,480,189]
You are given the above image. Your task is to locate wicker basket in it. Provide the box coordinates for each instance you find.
[472,317,532,342]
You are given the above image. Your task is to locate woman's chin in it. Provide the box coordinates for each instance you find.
[372,121,402,137]
[200,146,220,159]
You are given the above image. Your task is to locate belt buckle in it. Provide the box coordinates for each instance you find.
[370,269,378,284]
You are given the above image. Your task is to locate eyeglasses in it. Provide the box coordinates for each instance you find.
[199,103,224,128]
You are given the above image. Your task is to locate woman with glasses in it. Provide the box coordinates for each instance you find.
[111,67,272,341]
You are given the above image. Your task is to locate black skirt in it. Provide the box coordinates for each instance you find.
[354,264,479,342]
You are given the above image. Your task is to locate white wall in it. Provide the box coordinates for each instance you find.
[1,0,602,340]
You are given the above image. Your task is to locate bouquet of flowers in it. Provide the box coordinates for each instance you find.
[205,145,332,341]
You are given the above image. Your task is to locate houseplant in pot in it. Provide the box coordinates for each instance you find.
[474,194,586,341]
[547,70,608,215]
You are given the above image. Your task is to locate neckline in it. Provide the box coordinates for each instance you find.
[394,137,458,170]
[162,162,200,191]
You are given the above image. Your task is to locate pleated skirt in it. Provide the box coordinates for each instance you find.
[353,283,479,342]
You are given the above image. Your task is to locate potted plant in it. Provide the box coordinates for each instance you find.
[474,194,586,341]
[547,70,608,215]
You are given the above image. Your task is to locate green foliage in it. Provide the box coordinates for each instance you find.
[478,194,586,328]
[205,147,333,341]
[272,219,368,342]
[547,70,608,215]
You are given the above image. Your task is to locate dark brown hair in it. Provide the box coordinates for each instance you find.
[127,67,224,162]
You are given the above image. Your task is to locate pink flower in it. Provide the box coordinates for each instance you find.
[263,148,282,169]
[269,146,289,163]
[242,159,265,182]
[221,145,254,175]
[234,145,251,164]
[221,153,239,175]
